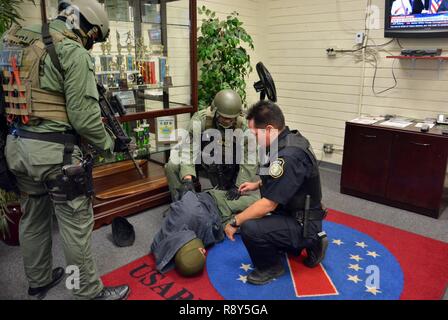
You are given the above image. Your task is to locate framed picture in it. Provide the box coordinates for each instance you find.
[156,116,177,144]
[148,28,162,45]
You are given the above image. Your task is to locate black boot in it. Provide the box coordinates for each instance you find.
[247,263,285,285]
[93,285,130,300]
[28,267,65,300]
[303,231,328,268]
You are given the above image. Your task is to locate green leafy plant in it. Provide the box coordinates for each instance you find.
[197,6,254,109]
[0,0,36,36]
[0,189,18,239]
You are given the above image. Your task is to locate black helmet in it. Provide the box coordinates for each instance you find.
[112,217,135,247]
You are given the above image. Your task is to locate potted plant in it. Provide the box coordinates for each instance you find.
[0,189,21,246]
[0,0,36,35]
[197,6,255,109]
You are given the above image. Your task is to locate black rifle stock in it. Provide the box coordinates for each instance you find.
[97,83,145,179]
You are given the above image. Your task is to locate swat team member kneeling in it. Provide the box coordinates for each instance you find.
[165,89,258,202]
[1,0,129,299]
[224,100,328,285]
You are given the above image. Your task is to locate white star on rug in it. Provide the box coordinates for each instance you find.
[347,274,362,284]
[332,239,344,246]
[365,286,382,295]
[366,251,380,258]
[350,254,363,262]
[240,263,253,272]
[348,264,363,272]
[355,241,368,248]
[237,275,248,283]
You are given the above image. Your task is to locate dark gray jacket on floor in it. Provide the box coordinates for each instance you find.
[150,191,224,273]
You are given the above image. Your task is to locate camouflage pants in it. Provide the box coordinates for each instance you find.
[5,135,103,299]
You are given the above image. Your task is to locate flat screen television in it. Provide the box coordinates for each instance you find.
[385,0,448,38]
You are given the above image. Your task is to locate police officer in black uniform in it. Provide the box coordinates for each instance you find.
[224,100,328,285]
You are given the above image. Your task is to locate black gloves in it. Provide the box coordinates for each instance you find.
[225,186,241,201]
[176,178,196,200]
[114,136,131,153]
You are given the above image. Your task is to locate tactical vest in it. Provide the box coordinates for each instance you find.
[1,25,80,124]
[201,107,244,189]
[262,130,322,215]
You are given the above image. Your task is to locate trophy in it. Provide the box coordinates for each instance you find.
[107,73,116,88]
[116,55,124,71]
[126,32,135,71]
[115,31,124,71]
[119,65,128,89]
[136,37,147,61]
[127,55,135,71]
[100,42,107,55]
[116,31,123,55]
[105,41,112,55]
[164,62,173,87]
[100,41,113,72]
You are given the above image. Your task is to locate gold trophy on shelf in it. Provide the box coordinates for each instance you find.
[105,40,112,55]
[136,37,147,61]
[100,42,107,56]
[100,40,112,72]
[126,31,135,71]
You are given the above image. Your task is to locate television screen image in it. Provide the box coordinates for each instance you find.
[385,0,448,37]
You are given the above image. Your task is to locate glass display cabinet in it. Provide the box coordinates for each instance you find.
[45,0,198,228]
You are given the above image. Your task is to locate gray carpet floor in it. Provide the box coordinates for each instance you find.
[1,165,447,300]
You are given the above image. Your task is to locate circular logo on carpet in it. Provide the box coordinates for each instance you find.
[206,221,404,300]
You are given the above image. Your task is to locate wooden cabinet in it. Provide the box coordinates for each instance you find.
[341,124,393,197]
[341,122,448,218]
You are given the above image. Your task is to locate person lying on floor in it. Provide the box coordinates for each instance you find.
[150,189,260,276]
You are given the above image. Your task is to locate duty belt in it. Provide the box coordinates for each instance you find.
[11,128,79,165]
[11,128,79,146]
[294,207,327,222]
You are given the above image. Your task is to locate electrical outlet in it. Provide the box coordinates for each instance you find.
[323,143,334,154]
[326,47,337,56]
[355,32,365,45]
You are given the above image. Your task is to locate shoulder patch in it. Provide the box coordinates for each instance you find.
[269,158,285,179]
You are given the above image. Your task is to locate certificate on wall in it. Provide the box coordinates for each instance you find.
[156,116,177,144]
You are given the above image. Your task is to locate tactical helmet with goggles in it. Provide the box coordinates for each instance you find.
[58,0,110,48]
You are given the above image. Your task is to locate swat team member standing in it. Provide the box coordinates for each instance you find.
[1,0,129,299]
[224,100,328,285]
[165,89,258,202]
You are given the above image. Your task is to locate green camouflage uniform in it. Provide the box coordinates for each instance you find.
[2,20,114,299]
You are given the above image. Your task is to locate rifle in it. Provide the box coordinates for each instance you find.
[97,83,145,179]
[40,0,47,26]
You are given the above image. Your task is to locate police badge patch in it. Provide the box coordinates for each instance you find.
[269,158,284,178]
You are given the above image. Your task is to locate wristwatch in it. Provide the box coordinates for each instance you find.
[229,216,239,228]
